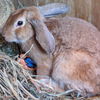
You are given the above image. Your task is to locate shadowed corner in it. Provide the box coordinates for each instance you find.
[38,3,70,18]
[0,28,2,34]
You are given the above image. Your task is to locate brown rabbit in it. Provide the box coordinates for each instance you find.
[2,5,100,96]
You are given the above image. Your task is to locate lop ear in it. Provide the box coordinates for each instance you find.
[26,7,55,54]
[31,20,55,54]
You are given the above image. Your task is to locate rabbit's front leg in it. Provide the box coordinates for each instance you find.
[35,63,64,92]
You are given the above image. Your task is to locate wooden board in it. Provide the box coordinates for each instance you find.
[91,0,100,30]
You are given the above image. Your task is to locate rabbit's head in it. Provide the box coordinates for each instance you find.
[2,6,55,54]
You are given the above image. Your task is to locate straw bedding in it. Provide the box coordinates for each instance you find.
[0,52,70,100]
[0,52,100,100]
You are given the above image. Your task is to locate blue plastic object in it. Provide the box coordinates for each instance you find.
[24,57,37,68]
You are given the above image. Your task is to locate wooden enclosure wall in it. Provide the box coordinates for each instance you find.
[92,0,100,30]
[12,0,100,30]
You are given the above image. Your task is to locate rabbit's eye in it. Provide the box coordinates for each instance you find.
[17,21,23,26]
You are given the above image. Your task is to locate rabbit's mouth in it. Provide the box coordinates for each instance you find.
[16,39,27,43]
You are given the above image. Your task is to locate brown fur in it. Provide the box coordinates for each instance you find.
[2,6,100,95]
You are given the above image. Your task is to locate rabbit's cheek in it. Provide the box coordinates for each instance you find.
[15,26,33,43]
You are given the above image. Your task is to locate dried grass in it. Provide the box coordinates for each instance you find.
[0,0,15,28]
[0,52,76,100]
[1,52,100,100]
